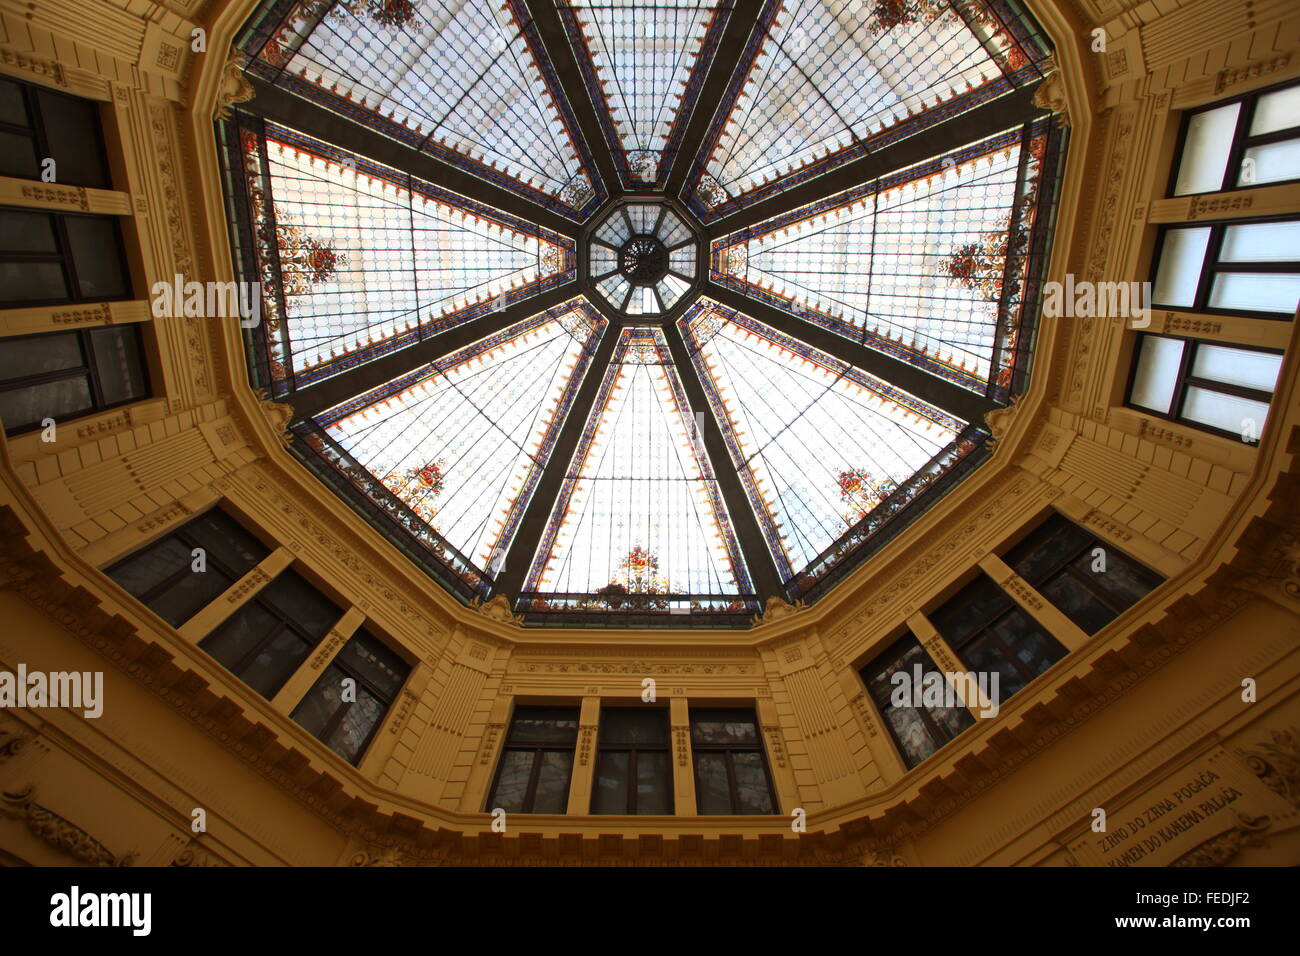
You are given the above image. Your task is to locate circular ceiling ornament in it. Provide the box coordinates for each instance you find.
[583,200,701,320]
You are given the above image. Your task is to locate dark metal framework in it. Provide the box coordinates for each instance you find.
[222,0,1067,628]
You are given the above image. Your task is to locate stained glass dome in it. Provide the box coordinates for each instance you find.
[223,0,1066,627]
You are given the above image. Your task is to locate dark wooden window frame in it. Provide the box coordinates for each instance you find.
[486,705,580,814]
[0,324,150,435]
[1125,332,1282,443]
[1005,513,1164,630]
[859,634,974,769]
[104,507,266,613]
[689,707,779,816]
[1167,78,1300,197]
[0,76,113,188]
[0,206,134,309]
[590,706,673,815]
[296,630,410,765]
[932,573,1067,691]
[1148,216,1300,320]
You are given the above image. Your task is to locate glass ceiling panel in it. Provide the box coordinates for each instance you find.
[239,0,604,217]
[680,300,968,584]
[313,299,607,583]
[230,118,574,395]
[683,0,1050,221]
[712,119,1058,396]
[558,1,732,189]
[522,327,754,613]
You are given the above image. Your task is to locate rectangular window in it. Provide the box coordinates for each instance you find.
[290,627,411,765]
[1127,334,1282,442]
[689,708,777,815]
[106,508,269,628]
[860,635,975,769]
[1150,219,1300,317]
[0,207,132,308]
[591,707,672,815]
[1170,80,1300,196]
[0,76,112,188]
[487,706,580,814]
[198,568,342,699]
[0,325,148,435]
[928,573,1068,700]
[1003,513,1163,636]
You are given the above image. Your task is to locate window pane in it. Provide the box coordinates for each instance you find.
[1239,139,1300,187]
[256,570,340,639]
[690,710,759,746]
[1005,513,1093,583]
[183,509,268,576]
[146,564,233,627]
[0,131,39,179]
[1152,227,1211,307]
[1129,335,1184,414]
[89,325,148,405]
[0,331,82,381]
[1219,221,1300,262]
[0,79,28,125]
[1191,344,1282,392]
[731,751,775,814]
[882,704,941,768]
[0,262,68,304]
[1039,574,1117,635]
[635,751,673,814]
[0,210,57,252]
[532,751,573,813]
[1209,272,1300,313]
[600,707,667,746]
[34,90,108,189]
[591,751,629,814]
[108,536,191,599]
[64,216,128,299]
[506,707,580,745]
[200,602,280,677]
[334,629,409,700]
[1182,386,1270,436]
[290,663,346,741]
[322,686,384,763]
[0,374,90,430]
[929,574,1014,647]
[490,751,534,813]
[1173,104,1239,195]
[1250,85,1300,135]
[694,752,732,813]
[1070,549,1160,610]
[238,625,312,698]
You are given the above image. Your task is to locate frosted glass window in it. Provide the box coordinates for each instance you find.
[1182,387,1270,435]
[1173,104,1239,195]
[1250,85,1300,135]
[1192,344,1282,392]
[1208,272,1300,314]
[1238,139,1300,186]
[1219,221,1300,261]
[1129,336,1184,414]
[1152,228,1211,306]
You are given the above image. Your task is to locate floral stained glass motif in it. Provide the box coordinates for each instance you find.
[236,120,574,394]
[523,327,753,611]
[680,300,965,583]
[711,122,1051,394]
[682,0,1048,220]
[557,0,732,189]
[315,300,607,580]
[241,0,602,216]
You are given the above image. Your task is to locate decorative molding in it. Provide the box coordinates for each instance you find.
[752,596,806,627]
[0,786,135,866]
[1238,726,1300,808]
[1170,812,1271,866]
[1031,68,1068,124]
[984,398,1021,443]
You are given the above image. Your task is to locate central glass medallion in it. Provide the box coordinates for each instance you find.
[586,201,699,318]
